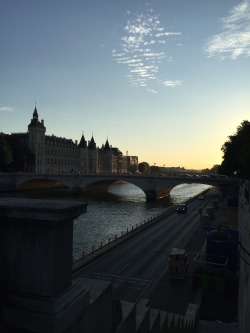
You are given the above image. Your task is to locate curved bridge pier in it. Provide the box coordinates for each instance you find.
[145,189,157,201]
[72,187,82,194]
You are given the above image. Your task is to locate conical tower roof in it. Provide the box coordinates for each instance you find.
[79,134,87,148]
[88,136,96,150]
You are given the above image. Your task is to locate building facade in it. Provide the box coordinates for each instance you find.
[12,107,138,174]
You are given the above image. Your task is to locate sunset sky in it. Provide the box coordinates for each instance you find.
[0,0,249,170]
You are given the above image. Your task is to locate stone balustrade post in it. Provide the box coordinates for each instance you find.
[0,197,89,333]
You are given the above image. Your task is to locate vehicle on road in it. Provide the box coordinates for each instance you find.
[198,195,204,200]
[176,204,187,213]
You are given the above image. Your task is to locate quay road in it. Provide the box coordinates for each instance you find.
[74,187,221,309]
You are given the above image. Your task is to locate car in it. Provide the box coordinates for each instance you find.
[198,195,204,200]
[176,204,187,213]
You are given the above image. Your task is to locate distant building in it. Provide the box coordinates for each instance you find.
[11,107,138,174]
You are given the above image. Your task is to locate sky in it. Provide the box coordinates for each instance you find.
[0,0,249,170]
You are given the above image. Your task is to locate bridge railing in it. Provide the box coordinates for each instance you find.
[0,171,240,181]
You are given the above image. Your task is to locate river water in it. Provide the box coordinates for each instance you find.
[1,181,211,257]
[73,182,210,257]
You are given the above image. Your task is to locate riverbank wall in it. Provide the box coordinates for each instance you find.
[238,179,250,333]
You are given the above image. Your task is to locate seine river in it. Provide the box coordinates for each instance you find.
[73,182,211,257]
[2,182,211,258]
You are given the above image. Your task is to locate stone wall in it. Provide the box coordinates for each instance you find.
[238,179,250,333]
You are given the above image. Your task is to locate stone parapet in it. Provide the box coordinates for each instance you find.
[2,278,90,333]
[238,180,250,333]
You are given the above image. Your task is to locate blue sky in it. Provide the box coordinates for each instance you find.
[0,0,249,169]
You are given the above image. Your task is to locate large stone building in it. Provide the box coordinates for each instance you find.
[12,107,138,174]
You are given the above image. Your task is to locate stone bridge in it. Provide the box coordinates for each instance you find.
[0,173,240,201]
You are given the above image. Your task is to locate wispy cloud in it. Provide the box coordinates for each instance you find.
[112,8,182,93]
[162,80,182,87]
[204,0,250,59]
[0,106,14,112]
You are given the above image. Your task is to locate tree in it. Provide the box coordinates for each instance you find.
[218,120,250,177]
[210,164,219,174]
[0,135,13,171]
[201,165,219,175]
[138,162,150,174]
[0,134,33,172]
[8,136,32,172]
[150,164,160,175]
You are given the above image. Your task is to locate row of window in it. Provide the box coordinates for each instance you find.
[46,148,78,158]
[35,158,132,171]
[47,159,78,166]
[34,150,79,159]
[46,142,77,149]
[36,159,78,166]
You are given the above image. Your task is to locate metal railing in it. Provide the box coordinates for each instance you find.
[72,193,200,263]
[72,206,175,262]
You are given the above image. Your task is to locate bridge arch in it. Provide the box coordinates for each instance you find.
[16,177,69,190]
[0,173,239,201]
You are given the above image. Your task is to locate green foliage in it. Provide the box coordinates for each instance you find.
[138,162,150,174]
[0,135,13,171]
[210,164,219,174]
[8,136,32,172]
[150,165,160,174]
[201,165,219,175]
[218,120,250,177]
[0,134,33,172]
